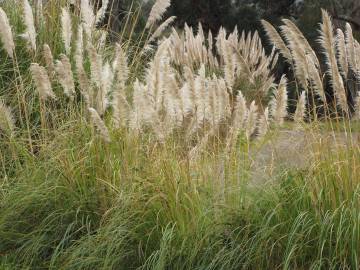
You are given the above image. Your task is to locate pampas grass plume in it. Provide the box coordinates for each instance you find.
[61,8,72,55]
[149,16,176,43]
[88,107,111,142]
[245,101,258,139]
[146,0,171,29]
[43,44,54,76]
[0,99,15,136]
[294,91,306,124]
[271,75,288,126]
[55,54,76,99]
[30,63,56,100]
[0,7,15,58]
[21,0,36,51]
[257,107,269,139]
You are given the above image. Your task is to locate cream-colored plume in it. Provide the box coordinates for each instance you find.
[146,0,171,29]
[149,16,176,43]
[270,75,288,126]
[75,24,84,70]
[257,107,269,139]
[319,10,348,113]
[30,63,56,100]
[88,107,111,142]
[245,101,258,139]
[336,29,348,78]
[0,7,15,58]
[55,54,76,99]
[61,8,72,55]
[43,44,55,76]
[97,62,113,114]
[261,20,291,62]
[112,43,130,128]
[87,44,102,88]
[95,0,109,25]
[0,99,15,136]
[129,79,152,131]
[81,0,95,37]
[354,91,360,120]
[345,23,356,72]
[294,91,306,124]
[21,0,36,51]
[225,90,247,151]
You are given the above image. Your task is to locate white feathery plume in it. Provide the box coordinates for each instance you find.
[223,40,236,89]
[336,29,348,78]
[149,16,176,43]
[225,91,247,152]
[354,91,360,120]
[0,7,15,58]
[88,107,111,143]
[81,0,95,37]
[73,25,91,106]
[35,0,43,26]
[146,0,171,29]
[0,99,15,136]
[285,34,308,90]
[112,43,128,83]
[294,91,306,124]
[345,23,356,72]
[233,91,247,130]
[112,89,129,128]
[87,44,102,88]
[55,54,76,99]
[95,0,109,25]
[282,19,320,68]
[61,8,72,55]
[245,101,258,140]
[261,19,291,62]
[98,62,113,114]
[257,107,269,139]
[95,29,108,51]
[43,44,55,76]
[193,65,207,127]
[216,76,231,122]
[75,24,84,70]
[319,10,348,113]
[163,73,183,130]
[21,0,36,52]
[112,44,130,128]
[77,67,91,107]
[129,79,152,131]
[306,54,325,101]
[179,82,193,116]
[30,63,56,100]
[355,41,360,79]
[270,75,288,126]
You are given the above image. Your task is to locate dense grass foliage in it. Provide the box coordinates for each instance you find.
[0,0,360,269]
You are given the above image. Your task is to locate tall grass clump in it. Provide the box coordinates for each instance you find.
[0,0,360,269]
